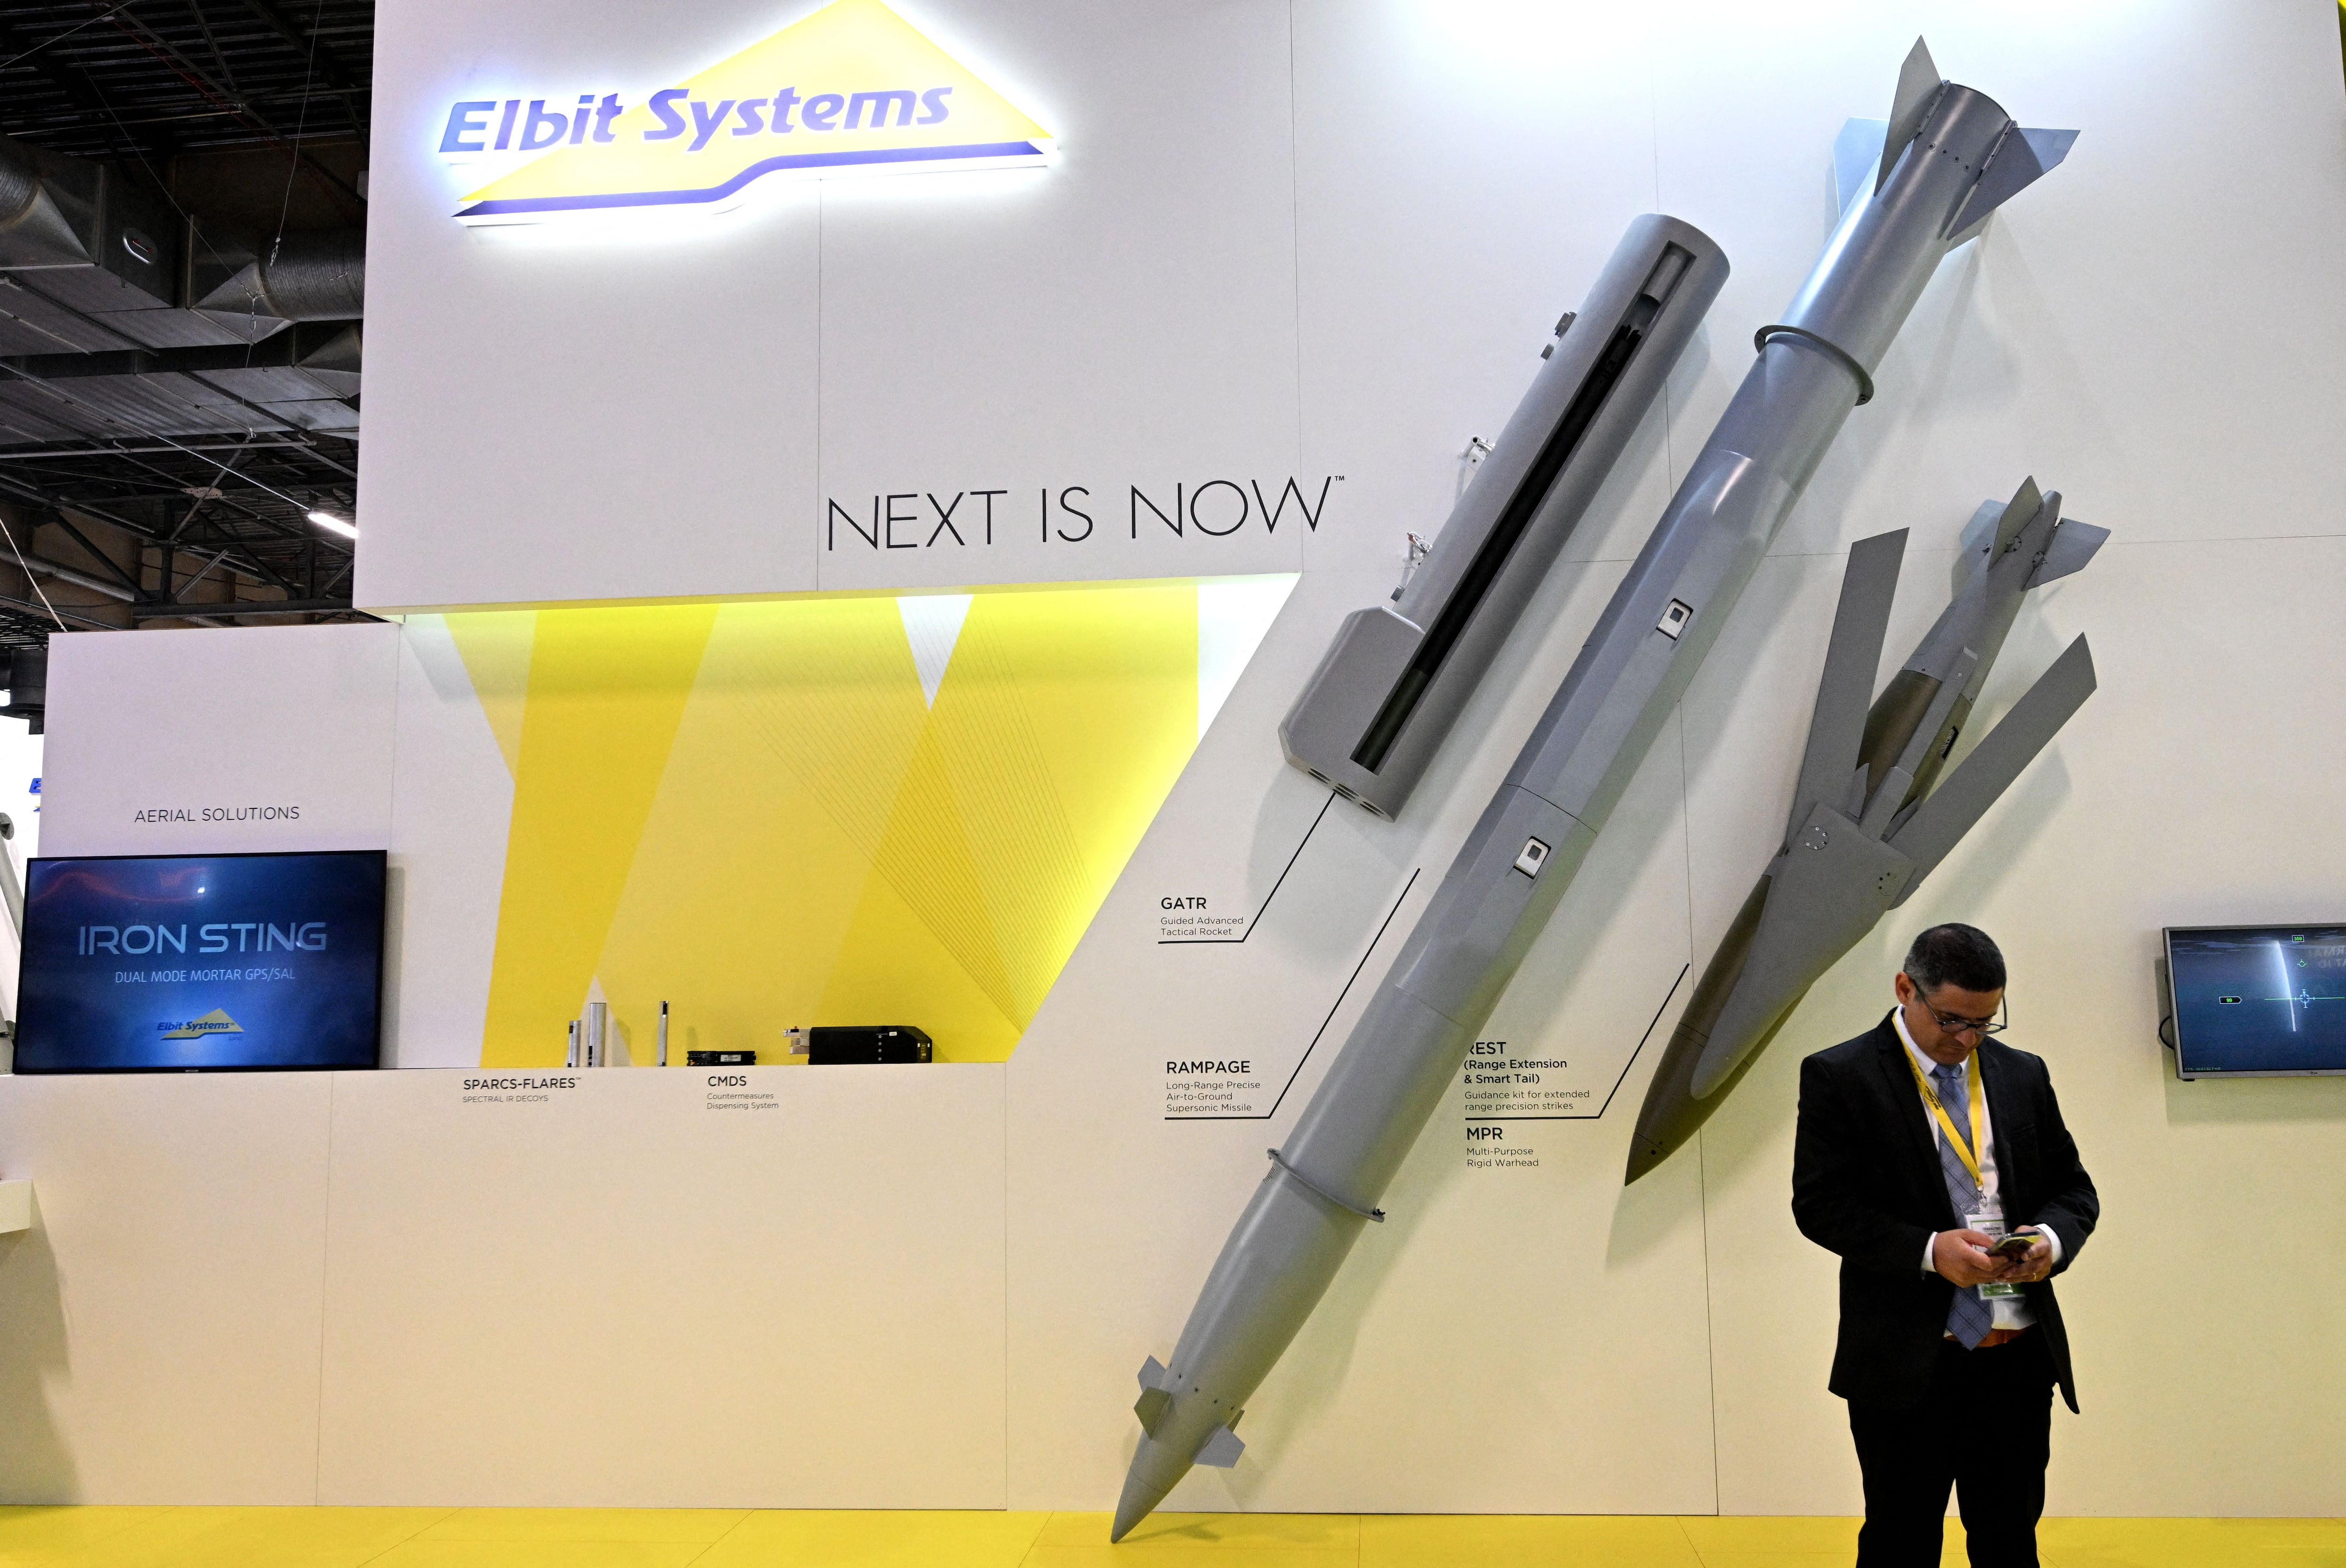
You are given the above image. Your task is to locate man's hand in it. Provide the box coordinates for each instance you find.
[1931,1228,2003,1286]
[1993,1225,2056,1285]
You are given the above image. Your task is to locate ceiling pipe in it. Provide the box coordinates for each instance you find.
[190,228,365,327]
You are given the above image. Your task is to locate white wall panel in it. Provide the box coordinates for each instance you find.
[357,0,823,610]
[0,1073,333,1503]
[813,0,1305,591]
[313,1065,1008,1507]
[382,618,514,1068]
[39,624,399,858]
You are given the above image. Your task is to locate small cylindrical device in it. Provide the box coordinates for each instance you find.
[565,1020,579,1068]
[657,1000,670,1067]
[586,1000,606,1068]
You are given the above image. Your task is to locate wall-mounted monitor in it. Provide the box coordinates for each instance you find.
[14,850,385,1073]
[2163,924,2346,1079]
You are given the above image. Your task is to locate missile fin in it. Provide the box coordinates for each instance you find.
[1886,636,2096,900]
[1786,530,1907,845]
[1994,477,2044,550]
[1946,125,2079,239]
[1835,118,1888,214]
[1955,499,2006,592]
[1135,1355,1175,1430]
[1195,1422,1246,1469]
[2026,519,2110,589]
[1878,38,1944,193]
[1842,763,1870,819]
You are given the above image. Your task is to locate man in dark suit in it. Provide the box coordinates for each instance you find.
[1792,923,2099,1568]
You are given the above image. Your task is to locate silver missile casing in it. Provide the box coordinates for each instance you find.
[1280,215,1728,820]
[1624,481,2107,1182]
[1114,42,2074,1540]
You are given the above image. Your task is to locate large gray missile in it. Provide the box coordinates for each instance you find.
[1624,483,2102,1182]
[1111,41,2076,1540]
[1281,215,1728,820]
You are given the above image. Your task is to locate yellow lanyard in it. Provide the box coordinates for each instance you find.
[1903,1046,1985,1190]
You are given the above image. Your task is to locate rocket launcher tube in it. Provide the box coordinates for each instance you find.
[1279,214,1728,821]
[1115,43,2072,1541]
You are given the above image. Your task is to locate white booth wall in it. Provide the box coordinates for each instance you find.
[1,0,2343,1518]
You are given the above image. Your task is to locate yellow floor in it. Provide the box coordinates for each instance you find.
[0,1508,2337,1568]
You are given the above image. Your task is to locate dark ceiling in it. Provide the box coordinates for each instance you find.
[0,0,371,648]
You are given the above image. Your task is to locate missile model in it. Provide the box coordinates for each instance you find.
[1625,484,2102,1181]
[1280,214,1729,820]
[1111,41,2074,1541]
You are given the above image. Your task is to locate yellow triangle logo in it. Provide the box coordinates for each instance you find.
[449,0,1051,222]
[161,1008,244,1040]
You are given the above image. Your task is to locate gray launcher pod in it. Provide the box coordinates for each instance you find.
[1280,214,1727,821]
[1111,40,2075,1543]
[1625,482,2103,1183]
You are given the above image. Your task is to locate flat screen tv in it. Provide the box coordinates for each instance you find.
[2163,924,2346,1079]
[14,850,385,1073]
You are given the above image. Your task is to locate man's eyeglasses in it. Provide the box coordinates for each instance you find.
[1924,997,2008,1037]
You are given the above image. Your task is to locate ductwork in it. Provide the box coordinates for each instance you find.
[0,133,363,343]
[0,132,181,318]
[190,227,366,330]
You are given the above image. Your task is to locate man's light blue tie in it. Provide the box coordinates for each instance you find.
[1933,1060,1993,1349]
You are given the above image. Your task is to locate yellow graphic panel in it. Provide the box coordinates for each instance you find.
[480,606,719,1066]
[461,583,1207,1066]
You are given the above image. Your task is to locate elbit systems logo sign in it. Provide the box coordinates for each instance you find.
[161,1009,244,1040]
[438,0,1052,223]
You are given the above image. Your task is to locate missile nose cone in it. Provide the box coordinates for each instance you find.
[1110,1465,1169,1543]
[1111,1433,1185,1542]
[1624,1135,1668,1185]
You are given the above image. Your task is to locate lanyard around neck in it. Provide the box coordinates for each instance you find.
[1903,1044,1985,1190]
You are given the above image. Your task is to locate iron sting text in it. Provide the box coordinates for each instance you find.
[77,921,328,956]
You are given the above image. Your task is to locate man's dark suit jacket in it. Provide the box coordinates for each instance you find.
[1791,1012,2099,1412]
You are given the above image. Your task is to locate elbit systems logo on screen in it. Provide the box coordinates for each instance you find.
[160,1009,244,1039]
[438,0,1051,223]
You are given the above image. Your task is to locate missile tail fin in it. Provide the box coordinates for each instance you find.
[1887,636,2096,898]
[1946,125,2079,239]
[1995,477,2044,549]
[1836,118,1888,213]
[1196,1422,1246,1468]
[1955,499,2006,591]
[1878,38,1944,193]
[1787,530,1907,844]
[2026,519,2110,589]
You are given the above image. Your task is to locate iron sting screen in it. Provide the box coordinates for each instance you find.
[2165,924,2346,1078]
[15,851,385,1073]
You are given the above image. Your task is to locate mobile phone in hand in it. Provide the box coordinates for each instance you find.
[1986,1232,2036,1260]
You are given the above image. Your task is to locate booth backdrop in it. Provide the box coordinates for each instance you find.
[1,0,2343,1522]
